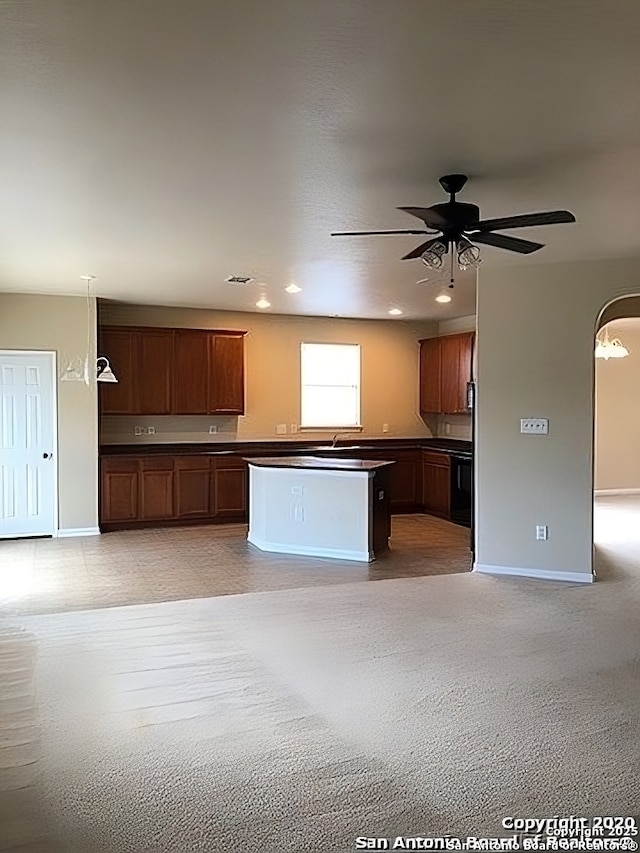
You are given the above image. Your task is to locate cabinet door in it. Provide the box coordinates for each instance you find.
[139,457,174,519]
[419,337,442,414]
[457,332,474,412]
[440,335,462,415]
[99,329,136,414]
[172,331,209,414]
[212,456,247,518]
[389,449,421,512]
[174,457,212,517]
[136,329,174,414]
[208,334,245,414]
[422,451,451,518]
[100,458,139,522]
[364,448,421,513]
[440,332,474,414]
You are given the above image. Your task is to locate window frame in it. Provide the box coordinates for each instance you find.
[299,341,362,430]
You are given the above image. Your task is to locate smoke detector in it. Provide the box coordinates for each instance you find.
[225,274,255,285]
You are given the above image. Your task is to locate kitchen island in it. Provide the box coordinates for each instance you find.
[246,456,394,562]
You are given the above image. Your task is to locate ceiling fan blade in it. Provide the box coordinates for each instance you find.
[401,237,442,261]
[472,210,576,233]
[397,206,450,230]
[331,229,431,236]
[472,232,544,254]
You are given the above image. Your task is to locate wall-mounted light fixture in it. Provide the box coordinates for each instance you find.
[595,327,629,360]
[97,356,118,383]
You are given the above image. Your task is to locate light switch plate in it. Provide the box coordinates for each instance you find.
[276,423,287,435]
[521,418,549,435]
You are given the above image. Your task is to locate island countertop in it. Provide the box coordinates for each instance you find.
[245,455,395,472]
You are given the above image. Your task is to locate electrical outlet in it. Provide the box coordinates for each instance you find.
[209,425,218,434]
[147,426,156,435]
[536,525,549,541]
[276,424,287,435]
[290,424,298,434]
[444,422,451,435]
[134,426,143,436]
[382,423,389,433]
[521,418,549,435]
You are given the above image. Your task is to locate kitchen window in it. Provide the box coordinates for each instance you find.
[300,343,361,428]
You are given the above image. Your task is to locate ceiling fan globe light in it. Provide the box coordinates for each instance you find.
[457,239,482,269]
[421,240,446,269]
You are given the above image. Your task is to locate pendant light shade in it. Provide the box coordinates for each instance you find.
[595,327,629,360]
[97,356,118,383]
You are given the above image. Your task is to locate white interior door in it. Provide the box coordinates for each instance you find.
[0,351,57,538]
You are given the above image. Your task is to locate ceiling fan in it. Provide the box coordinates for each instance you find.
[331,173,576,283]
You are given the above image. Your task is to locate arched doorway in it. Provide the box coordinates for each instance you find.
[593,297,640,581]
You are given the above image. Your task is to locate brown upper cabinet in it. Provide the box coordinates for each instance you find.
[419,331,474,415]
[98,327,138,414]
[172,330,210,415]
[99,326,246,416]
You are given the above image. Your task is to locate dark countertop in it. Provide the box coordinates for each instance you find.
[100,437,472,456]
[246,456,395,472]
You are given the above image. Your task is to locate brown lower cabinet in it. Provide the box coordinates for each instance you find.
[213,456,247,517]
[101,457,139,523]
[422,450,451,519]
[140,457,174,520]
[315,447,423,513]
[174,456,212,518]
[101,454,248,531]
[100,445,462,531]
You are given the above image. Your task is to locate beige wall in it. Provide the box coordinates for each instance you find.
[476,256,640,580]
[0,294,98,532]
[595,321,640,491]
[99,302,437,444]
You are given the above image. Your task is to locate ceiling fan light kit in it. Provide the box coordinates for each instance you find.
[331,173,576,285]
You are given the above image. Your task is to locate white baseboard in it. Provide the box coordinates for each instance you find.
[473,563,594,584]
[56,527,101,538]
[594,488,640,496]
[248,534,373,563]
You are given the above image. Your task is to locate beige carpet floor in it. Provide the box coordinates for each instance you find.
[1,498,639,852]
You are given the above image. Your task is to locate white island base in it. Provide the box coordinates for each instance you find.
[246,456,393,562]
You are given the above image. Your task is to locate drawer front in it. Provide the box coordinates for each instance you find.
[422,450,451,468]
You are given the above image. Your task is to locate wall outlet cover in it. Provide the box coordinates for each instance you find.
[147,426,156,435]
[521,418,549,435]
[209,425,218,434]
[276,423,287,435]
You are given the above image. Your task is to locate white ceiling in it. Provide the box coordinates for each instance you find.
[2,0,640,321]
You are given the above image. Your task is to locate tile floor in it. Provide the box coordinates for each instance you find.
[0,514,471,616]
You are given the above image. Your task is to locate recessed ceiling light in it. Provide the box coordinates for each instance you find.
[285,283,302,294]
[256,297,271,309]
[435,294,452,304]
[388,308,403,316]
[80,274,96,282]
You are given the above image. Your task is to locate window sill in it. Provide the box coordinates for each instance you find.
[299,425,363,432]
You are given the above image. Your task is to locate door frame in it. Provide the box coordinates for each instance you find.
[0,349,59,537]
